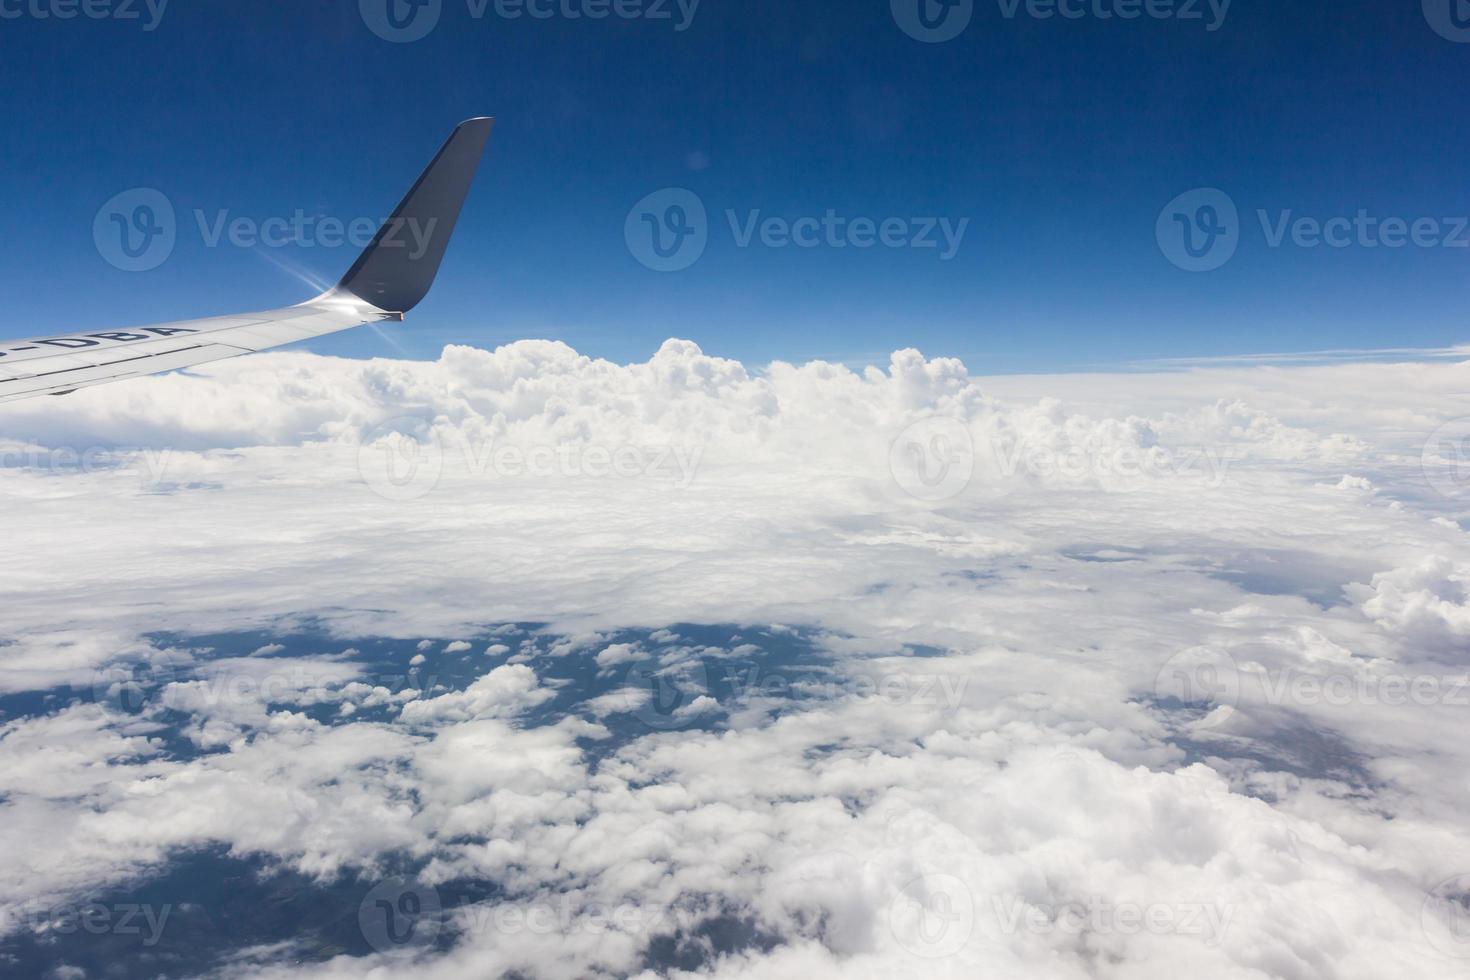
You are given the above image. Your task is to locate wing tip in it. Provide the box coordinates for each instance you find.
[332,117,494,315]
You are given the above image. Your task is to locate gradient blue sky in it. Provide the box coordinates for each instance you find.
[1,0,1467,372]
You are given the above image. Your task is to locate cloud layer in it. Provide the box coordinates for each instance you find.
[2,341,1469,978]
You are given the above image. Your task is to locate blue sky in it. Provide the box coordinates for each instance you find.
[1,0,1467,372]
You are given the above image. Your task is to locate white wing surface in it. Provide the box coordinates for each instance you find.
[0,117,493,405]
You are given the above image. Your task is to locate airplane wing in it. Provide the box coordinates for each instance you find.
[0,116,493,406]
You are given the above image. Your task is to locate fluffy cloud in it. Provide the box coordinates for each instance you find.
[2,341,1469,978]
[1352,557,1470,646]
[399,665,555,725]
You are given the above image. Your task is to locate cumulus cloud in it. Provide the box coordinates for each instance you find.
[1352,557,1470,649]
[3,341,1470,978]
[399,665,555,726]
[595,643,649,669]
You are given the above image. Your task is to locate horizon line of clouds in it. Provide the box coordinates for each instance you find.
[289,335,1470,378]
[1134,343,1470,369]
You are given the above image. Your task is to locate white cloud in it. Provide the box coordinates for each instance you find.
[1351,557,1470,648]
[3,342,1470,978]
[580,686,653,719]
[594,643,648,669]
[398,665,555,726]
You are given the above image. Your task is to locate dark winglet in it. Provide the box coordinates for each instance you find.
[334,117,493,314]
